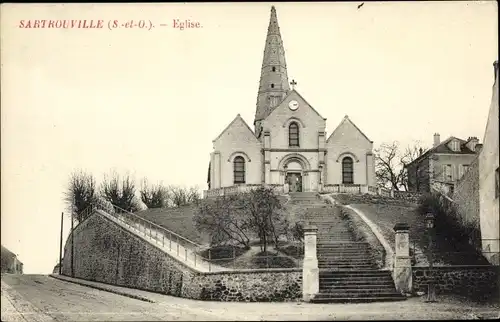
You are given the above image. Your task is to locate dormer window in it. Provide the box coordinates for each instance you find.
[451,140,460,152]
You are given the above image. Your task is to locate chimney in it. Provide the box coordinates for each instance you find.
[466,136,479,153]
[433,133,440,147]
[419,147,423,156]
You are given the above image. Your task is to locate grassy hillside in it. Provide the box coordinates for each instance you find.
[134,204,209,245]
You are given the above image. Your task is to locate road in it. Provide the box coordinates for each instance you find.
[2,274,499,321]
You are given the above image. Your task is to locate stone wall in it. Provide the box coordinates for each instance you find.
[453,157,480,228]
[192,269,302,302]
[62,211,302,302]
[412,266,499,299]
[393,191,423,204]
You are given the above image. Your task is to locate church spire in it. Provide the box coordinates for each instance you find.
[254,6,290,136]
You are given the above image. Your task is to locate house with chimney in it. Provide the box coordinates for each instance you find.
[405,133,482,194]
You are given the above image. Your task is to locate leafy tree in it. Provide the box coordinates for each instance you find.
[140,179,169,208]
[100,171,141,212]
[64,170,98,222]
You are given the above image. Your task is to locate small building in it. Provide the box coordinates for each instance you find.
[1,245,24,274]
[405,134,482,195]
[478,60,499,265]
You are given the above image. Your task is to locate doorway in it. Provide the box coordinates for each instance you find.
[286,172,303,193]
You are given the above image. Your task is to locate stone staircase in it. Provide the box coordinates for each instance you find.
[289,192,405,303]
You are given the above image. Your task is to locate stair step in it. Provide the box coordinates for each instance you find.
[315,290,402,296]
[320,277,394,282]
[311,296,406,303]
[319,284,396,290]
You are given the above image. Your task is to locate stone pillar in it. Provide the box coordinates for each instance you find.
[303,225,319,302]
[393,223,412,295]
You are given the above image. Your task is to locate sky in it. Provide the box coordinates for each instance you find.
[1,2,498,274]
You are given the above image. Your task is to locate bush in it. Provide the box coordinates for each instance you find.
[416,193,487,264]
[251,251,296,269]
[279,244,304,259]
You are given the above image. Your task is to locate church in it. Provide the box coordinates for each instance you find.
[206,6,376,197]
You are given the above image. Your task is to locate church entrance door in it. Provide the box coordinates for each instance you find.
[286,172,302,193]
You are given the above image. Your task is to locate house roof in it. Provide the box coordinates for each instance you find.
[212,114,258,143]
[1,245,17,260]
[407,136,480,166]
[326,115,373,143]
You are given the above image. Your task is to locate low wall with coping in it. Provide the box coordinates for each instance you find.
[412,266,499,299]
[62,211,302,302]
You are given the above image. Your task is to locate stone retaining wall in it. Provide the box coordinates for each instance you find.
[62,212,302,302]
[412,266,499,299]
[452,157,480,227]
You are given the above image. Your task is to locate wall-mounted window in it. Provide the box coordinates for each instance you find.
[272,67,276,72]
[342,157,354,184]
[442,164,453,182]
[459,164,469,179]
[271,83,275,88]
[288,122,299,147]
[233,156,246,184]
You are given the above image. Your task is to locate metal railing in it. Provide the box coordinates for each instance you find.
[78,200,303,272]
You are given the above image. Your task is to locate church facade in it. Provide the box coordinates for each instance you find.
[206,6,376,197]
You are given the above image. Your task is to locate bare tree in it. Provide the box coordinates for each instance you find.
[140,179,169,208]
[240,187,288,252]
[64,170,98,222]
[100,171,140,212]
[194,194,251,249]
[170,185,201,207]
[375,141,427,191]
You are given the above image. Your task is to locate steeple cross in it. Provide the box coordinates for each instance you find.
[290,79,297,90]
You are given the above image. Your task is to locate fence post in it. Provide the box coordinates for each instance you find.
[177,236,179,255]
[162,234,164,247]
[170,232,172,250]
[302,225,319,302]
[393,223,412,295]
[185,248,187,261]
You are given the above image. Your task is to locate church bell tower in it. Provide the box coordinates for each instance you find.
[254,6,290,138]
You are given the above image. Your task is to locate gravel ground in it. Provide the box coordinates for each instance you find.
[2,274,499,321]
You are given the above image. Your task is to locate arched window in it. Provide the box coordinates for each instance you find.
[233,156,246,184]
[289,122,299,147]
[342,157,354,184]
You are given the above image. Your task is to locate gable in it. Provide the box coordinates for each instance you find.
[212,114,259,146]
[326,116,372,146]
[262,90,326,129]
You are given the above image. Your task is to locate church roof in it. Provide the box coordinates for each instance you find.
[212,114,257,143]
[263,89,326,122]
[254,6,290,123]
[326,115,373,143]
